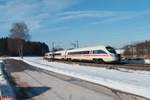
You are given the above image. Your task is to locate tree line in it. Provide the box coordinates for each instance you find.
[123,40,150,58]
[0,37,49,56]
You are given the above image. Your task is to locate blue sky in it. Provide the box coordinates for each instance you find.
[0,0,150,49]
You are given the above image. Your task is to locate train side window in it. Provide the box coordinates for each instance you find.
[80,51,89,54]
[93,50,107,54]
[68,51,89,55]
[54,53,61,56]
[68,52,71,55]
[68,52,78,55]
[106,46,116,54]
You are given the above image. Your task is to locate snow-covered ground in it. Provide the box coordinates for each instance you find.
[0,60,15,99]
[13,57,150,99]
[145,59,150,64]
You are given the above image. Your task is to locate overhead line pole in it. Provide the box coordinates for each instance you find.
[76,40,79,48]
[52,42,55,60]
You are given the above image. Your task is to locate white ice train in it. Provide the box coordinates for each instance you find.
[44,45,120,63]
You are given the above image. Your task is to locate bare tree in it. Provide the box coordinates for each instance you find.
[9,22,30,58]
[10,22,30,40]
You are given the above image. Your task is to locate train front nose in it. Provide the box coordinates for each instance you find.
[110,53,120,62]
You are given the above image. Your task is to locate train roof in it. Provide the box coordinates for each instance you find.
[45,45,113,54]
[67,45,109,52]
[45,50,64,54]
[55,50,65,53]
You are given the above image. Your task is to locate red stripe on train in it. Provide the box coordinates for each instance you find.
[65,54,112,57]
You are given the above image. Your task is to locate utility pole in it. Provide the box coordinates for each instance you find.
[76,40,79,48]
[52,42,54,52]
[52,42,55,60]
[70,40,79,48]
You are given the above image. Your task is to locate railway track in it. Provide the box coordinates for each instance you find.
[47,59,150,71]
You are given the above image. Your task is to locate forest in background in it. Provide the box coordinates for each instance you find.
[0,37,49,56]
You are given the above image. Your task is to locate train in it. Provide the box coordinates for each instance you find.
[44,45,120,63]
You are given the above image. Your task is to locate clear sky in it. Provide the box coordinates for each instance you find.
[0,0,150,49]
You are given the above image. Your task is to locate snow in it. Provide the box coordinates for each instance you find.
[13,57,150,99]
[0,60,15,99]
[145,59,150,64]
[116,49,125,54]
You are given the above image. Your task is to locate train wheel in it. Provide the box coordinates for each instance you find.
[93,59,105,64]
[67,58,72,62]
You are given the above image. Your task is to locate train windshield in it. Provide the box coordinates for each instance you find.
[106,46,116,54]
